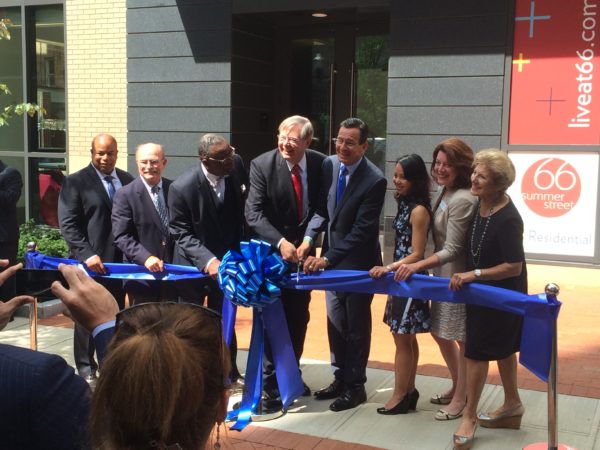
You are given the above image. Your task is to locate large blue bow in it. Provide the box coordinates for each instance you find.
[218,240,304,430]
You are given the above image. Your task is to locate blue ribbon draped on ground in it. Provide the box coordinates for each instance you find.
[217,240,303,430]
[25,247,561,428]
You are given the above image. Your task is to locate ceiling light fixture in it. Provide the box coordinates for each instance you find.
[312,12,328,18]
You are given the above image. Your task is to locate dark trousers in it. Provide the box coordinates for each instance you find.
[74,277,125,376]
[264,287,311,393]
[124,279,178,305]
[325,290,373,388]
[0,240,18,302]
[177,277,241,380]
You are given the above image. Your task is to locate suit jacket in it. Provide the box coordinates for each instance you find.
[0,161,23,244]
[169,156,247,270]
[307,156,387,270]
[245,148,326,247]
[58,163,134,262]
[111,176,174,265]
[0,343,91,450]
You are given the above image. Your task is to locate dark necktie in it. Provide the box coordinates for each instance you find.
[291,164,303,221]
[104,175,115,202]
[151,185,170,233]
[336,164,347,207]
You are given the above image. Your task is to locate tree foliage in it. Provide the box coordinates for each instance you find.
[18,219,69,262]
[0,18,44,127]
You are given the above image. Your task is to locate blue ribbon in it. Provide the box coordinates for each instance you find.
[218,240,304,430]
[24,251,561,418]
[287,270,561,382]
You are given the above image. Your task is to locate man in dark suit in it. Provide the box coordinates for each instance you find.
[168,133,247,381]
[58,133,134,382]
[0,160,23,302]
[304,117,387,412]
[245,115,326,404]
[112,142,176,304]
[0,260,91,450]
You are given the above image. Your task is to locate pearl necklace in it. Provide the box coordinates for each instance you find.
[470,202,494,267]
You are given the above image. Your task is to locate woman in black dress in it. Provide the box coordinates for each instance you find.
[449,149,527,450]
[369,154,431,415]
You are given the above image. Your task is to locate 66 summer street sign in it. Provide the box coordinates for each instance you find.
[508,152,598,257]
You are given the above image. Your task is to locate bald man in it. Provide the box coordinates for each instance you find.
[58,133,134,381]
[112,143,176,304]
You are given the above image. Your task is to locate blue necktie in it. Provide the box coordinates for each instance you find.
[336,165,347,207]
[104,175,115,202]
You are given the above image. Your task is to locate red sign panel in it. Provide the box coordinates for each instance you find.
[509,0,600,145]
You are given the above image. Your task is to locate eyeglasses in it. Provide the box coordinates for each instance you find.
[334,137,358,148]
[434,160,453,169]
[278,135,302,146]
[137,159,163,166]
[206,147,235,164]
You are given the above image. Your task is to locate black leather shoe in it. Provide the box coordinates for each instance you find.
[376,393,410,415]
[329,387,367,412]
[314,379,345,400]
[302,382,311,397]
[408,388,420,411]
[262,397,283,412]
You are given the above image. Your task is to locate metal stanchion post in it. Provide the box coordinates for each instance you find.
[524,283,576,450]
[26,241,39,351]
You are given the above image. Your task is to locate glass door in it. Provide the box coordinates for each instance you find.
[286,31,388,173]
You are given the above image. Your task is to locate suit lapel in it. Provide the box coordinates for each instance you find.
[331,157,367,222]
[136,178,164,232]
[276,152,298,219]
[197,167,220,227]
[85,164,112,209]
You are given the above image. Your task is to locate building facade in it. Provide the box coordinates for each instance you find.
[1,0,598,265]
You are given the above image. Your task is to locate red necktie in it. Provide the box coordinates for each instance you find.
[291,164,303,221]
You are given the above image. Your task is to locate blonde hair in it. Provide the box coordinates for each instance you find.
[90,303,229,450]
[278,115,314,142]
[473,149,516,193]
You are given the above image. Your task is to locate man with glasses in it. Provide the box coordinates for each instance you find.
[112,143,177,304]
[58,133,134,385]
[303,117,387,412]
[245,115,326,409]
[168,133,247,382]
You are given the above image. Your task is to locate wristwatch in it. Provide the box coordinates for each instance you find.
[474,269,482,277]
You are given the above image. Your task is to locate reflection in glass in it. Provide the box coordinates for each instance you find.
[0,156,26,225]
[0,8,24,151]
[29,157,66,227]
[355,35,389,174]
[291,38,334,154]
[31,5,65,152]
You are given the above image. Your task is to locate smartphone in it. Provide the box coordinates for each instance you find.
[15,269,67,301]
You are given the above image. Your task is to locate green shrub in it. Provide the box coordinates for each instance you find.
[18,219,69,261]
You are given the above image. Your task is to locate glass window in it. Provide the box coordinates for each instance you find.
[0,3,65,227]
[29,157,66,227]
[28,4,65,152]
[0,7,25,152]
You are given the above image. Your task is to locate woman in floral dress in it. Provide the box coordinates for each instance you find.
[369,153,431,415]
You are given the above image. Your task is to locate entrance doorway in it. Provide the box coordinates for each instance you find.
[231,8,389,170]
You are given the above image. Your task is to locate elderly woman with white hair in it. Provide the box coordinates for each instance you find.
[448,149,527,450]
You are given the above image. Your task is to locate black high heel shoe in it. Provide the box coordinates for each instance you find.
[377,393,410,415]
[408,388,420,411]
